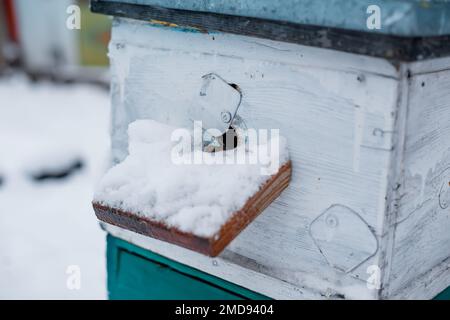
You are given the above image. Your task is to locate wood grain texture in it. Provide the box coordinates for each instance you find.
[384,57,450,298]
[94,161,291,257]
[106,18,403,299]
[97,0,450,37]
[106,235,269,299]
[103,223,321,299]
[377,63,410,299]
[104,18,450,299]
[91,0,450,61]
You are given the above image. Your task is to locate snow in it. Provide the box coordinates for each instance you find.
[0,75,110,299]
[23,146,84,179]
[94,119,289,238]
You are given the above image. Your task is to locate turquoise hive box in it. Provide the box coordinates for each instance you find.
[91,0,450,299]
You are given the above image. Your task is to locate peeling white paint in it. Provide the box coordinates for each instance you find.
[104,18,450,299]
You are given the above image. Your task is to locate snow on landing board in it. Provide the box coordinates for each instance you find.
[0,75,109,299]
[93,119,291,256]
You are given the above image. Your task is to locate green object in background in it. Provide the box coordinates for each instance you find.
[107,235,450,300]
[79,0,111,66]
[107,235,268,300]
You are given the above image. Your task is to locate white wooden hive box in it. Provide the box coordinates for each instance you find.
[99,15,450,300]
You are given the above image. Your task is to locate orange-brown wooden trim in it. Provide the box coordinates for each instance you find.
[93,161,292,256]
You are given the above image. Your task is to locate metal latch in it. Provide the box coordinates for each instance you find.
[189,73,246,152]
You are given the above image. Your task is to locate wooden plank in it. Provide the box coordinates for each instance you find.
[91,0,450,61]
[94,161,291,257]
[390,257,450,299]
[102,16,450,300]
[104,224,321,299]
[377,63,410,299]
[386,60,450,298]
[114,249,246,299]
[409,56,450,75]
[106,19,401,299]
[107,234,269,299]
[99,0,450,38]
[434,285,450,300]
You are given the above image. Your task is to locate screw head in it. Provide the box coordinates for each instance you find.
[221,111,232,123]
[326,214,339,228]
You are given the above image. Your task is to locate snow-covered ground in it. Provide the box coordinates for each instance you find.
[0,75,110,299]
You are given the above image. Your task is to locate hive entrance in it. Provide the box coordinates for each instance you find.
[93,119,291,256]
[203,126,239,153]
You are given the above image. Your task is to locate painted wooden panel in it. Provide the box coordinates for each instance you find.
[386,58,450,298]
[106,18,401,299]
[101,0,450,37]
[94,162,292,257]
[92,1,450,62]
[107,235,268,299]
[435,286,450,300]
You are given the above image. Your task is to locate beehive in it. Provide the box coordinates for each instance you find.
[92,0,450,299]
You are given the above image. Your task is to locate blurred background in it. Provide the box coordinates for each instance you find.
[0,0,111,298]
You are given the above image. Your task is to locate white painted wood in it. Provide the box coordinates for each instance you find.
[409,56,450,75]
[103,17,450,299]
[103,223,321,299]
[385,59,450,299]
[390,257,450,299]
[378,63,410,299]
[309,204,378,273]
